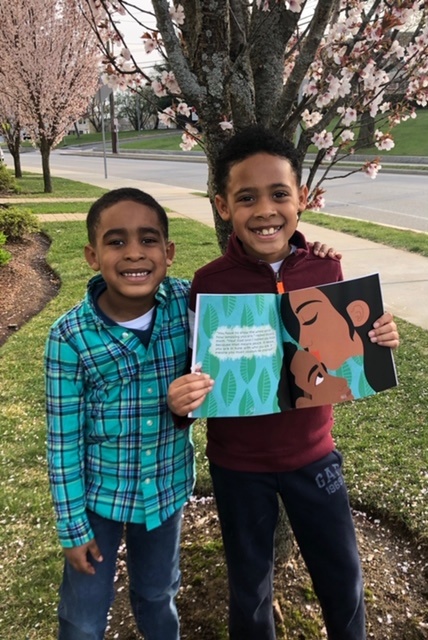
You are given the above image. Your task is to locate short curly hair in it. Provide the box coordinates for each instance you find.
[214,125,302,197]
[86,187,168,245]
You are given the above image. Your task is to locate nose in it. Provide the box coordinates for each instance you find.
[124,238,145,260]
[255,196,276,218]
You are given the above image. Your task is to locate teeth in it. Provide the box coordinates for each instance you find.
[255,227,278,236]
[123,271,148,277]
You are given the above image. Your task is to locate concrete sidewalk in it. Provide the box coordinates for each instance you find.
[31,176,428,331]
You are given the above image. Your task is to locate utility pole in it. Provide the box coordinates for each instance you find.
[109,92,118,154]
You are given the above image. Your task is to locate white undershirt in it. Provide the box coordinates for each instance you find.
[269,245,296,275]
[117,307,155,331]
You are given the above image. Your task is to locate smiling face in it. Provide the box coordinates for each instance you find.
[215,152,308,264]
[288,288,366,370]
[84,200,175,321]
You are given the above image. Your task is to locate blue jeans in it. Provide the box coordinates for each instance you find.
[57,507,183,640]
[210,451,365,640]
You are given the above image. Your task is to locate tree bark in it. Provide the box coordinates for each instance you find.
[40,139,52,193]
[8,137,22,178]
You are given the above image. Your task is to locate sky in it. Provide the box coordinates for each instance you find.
[116,1,161,71]
[117,0,318,71]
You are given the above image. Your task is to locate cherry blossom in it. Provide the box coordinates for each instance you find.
[374,131,395,151]
[311,130,334,150]
[0,0,100,192]
[340,129,354,143]
[169,3,185,26]
[363,160,382,179]
[301,110,323,127]
[80,0,428,242]
[158,108,176,128]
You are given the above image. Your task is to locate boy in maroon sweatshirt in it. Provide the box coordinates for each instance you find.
[168,126,399,640]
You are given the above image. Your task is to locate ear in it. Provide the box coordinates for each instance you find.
[346,300,370,327]
[215,194,231,221]
[166,241,176,267]
[298,184,308,216]
[84,244,100,272]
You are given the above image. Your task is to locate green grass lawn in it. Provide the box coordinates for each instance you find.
[303,210,428,258]
[0,212,427,638]
[14,172,108,198]
[0,171,427,636]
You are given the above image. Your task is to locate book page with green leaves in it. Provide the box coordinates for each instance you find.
[191,293,283,417]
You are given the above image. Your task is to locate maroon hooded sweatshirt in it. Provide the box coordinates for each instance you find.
[189,230,344,472]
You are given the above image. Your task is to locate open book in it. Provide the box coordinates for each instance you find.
[191,273,398,418]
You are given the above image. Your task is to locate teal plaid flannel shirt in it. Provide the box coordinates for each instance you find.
[45,274,194,548]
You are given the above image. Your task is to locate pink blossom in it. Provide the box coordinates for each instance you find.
[184,123,200,138]
[311,130,333,150]
[144,38,156,54]
[151,80,167,97]
[307,187,326,211]
[169,3,185,25]
[158,107,176,128]
[219,120,233,131]
[161,70,180,95]
[176,101,191,117]
[180,132,198,151]
[301,109,322,128]
[287,0,304,13]
[363,160,381,179]
[324,146,338,162]
[340,129,354,143]
[256,0,270,11]
[303,80,319,97]
[374,131,395,151]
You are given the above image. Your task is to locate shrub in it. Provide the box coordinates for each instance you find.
[0,206,40,241]
[0,162,18,194]
[0,231,11,266]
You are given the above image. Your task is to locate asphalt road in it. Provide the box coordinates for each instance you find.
[5,148,428,233]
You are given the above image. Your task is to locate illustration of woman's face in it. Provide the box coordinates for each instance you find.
[290,350,354,406]
[288,288,364,370]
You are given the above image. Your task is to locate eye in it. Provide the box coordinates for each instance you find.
[315,373,324,386]
[108,238,124,246]
[273,190,289,199]
[237,194,254,203]
[142,237,158,245]
[302,313,318,326]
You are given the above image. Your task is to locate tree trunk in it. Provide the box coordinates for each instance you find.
[40,141,52,193]
[12,152,22,179]
[357,111,375,148]
[10,137,22,178]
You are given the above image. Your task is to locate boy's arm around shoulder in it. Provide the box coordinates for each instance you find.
[45,324,95,549]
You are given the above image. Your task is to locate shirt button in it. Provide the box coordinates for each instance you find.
[146,450,152,456]
[147,419,153,426]
[145,478,151,484]
[122,332,129,338]
[147,387,153,394]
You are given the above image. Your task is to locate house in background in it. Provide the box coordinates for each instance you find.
[68,117,92,135]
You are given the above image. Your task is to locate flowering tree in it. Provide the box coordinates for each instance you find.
[82,0,428,249]
[0,0,100,192]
